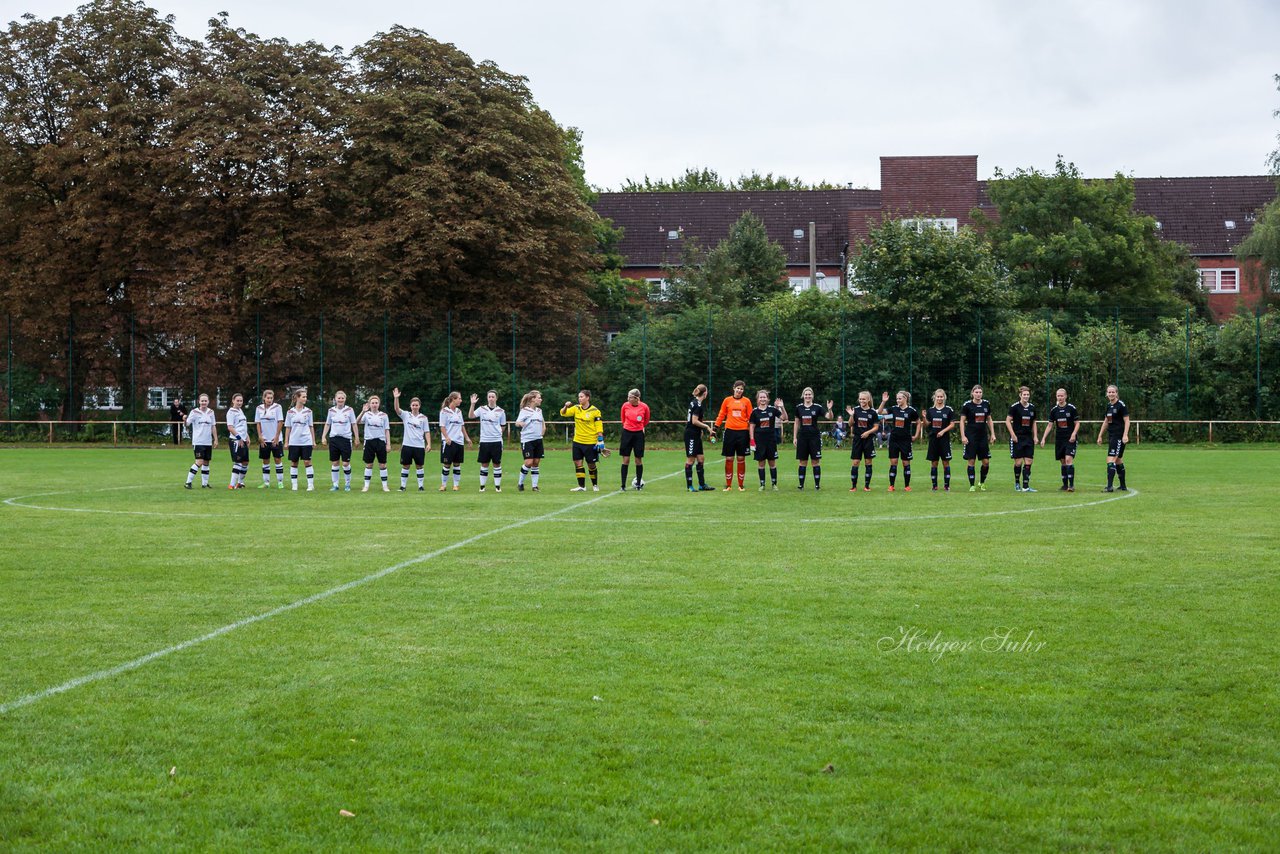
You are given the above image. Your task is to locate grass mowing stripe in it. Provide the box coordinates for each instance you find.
[0,469,679,716]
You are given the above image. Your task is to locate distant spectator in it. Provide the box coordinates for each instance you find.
[169,398,187,444]
[830,416,848,449]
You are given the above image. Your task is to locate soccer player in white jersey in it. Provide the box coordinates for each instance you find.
[438,391,472,491]
[515,389,546,492]
[321,390,359,492]
[359,395,391,492]
[255,389,286,488]
[225,393,250,489]
[183,393,218,489]
[469,390,508,492]
[393,387,431,491]
[283,388,316,491]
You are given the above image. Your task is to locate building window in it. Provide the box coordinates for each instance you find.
[147,387,183,410]
[1199,268,1239,294]
[1271,269,1280,293]
[84,387,123,410]
[901,217,958,234]
[645,278,671,300]
[603,331,621,346]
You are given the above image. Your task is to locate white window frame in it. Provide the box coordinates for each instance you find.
[83,386,123,410]
[901,217,958,234]
[147,387,183,410]
[1199,268,1239,294]
[645,278,671,300]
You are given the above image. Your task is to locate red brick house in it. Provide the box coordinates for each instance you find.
[593,155,1277,320]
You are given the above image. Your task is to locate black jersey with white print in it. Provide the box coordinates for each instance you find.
[794,402,828,438]
[925,405,955,437]
[1008,402,1036,439]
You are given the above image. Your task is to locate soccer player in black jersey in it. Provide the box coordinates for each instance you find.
[747,389,785,490]
[1006,386,1039,492]
[880,390,920,491]
[845,390,880,491]
[924,389,957,492]
[959,385,996,491]
[1096,384,1130,492]
[684,384,716,492]
[1041,387,1080,491]
[792,387,832,490]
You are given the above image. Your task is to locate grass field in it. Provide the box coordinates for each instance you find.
[0,445,1276,850]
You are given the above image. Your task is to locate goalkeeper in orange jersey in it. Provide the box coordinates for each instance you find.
[714,380,754,491]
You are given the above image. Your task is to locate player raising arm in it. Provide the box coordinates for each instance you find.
[469,390,507,492]
[715,380,754,491]
[358,395,391,492]
[793,387,832,490]
[1006,386,1039,493]
[225,393,250,489]
[515,390,546,492]
[924,389,957,492]
[747,389,784,490]
[1096,384,1130,492]
[882,390,919,492]
[560,390,606,492]
[393,388,431,491]
[846,391,879,491]
[183,393,217,489]
[1041,388,1080,492]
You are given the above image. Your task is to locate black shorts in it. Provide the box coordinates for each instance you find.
[753,438,778,462]
[328,435,352,462]
[721,428,750,458]
[795,434,822,462]
[363,438,387,465]
[287,445,313,463]
[478,441,503,466]
[1010,438,1035,459]
[619,429,646,458]
[684,430,704,458]
[851,436,876,460]
[228,439,250,464]
[962,435,990,461]
[571,441,600,465]
[258,441,283,460]
[887,435,913,461]
[521,439,545,460]
[926,435,952,462]
[440,443,465,466]
[400,445,425,467]
[192,444,212,461]
[1107,437,1127,459]
[1055,441,1077,461]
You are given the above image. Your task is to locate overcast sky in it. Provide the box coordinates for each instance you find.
[11,0,1280,189]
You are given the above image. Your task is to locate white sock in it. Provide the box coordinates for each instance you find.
[416,468,425,488]
[401,468,409,488]
[331,465,340,487]
[343,466,351,486]
[452,466,461,486]
[531,466,540,488]
[493,467,502,488]
[200,466,209,486]
[186,465,197,485]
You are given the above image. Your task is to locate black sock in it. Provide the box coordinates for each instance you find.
[903,464,911,487]
[1061,464,1068,487]
[968,464,976,486]
[695,462,705,487]
[685,464,693,488]
[621,463,628,489]
[1022,463,1031,489]
[759,466,766,485]
[1107,462,1116,488]
[1117,463,1126,488]
[588,466,597,485]
[813,465,821,488]
[889,464,897,486]
[1014,464,1022,486]
[980,463,989,483]
[851,465,859,488]
[931,467,938,488]
[798,466,806,487]
[770,466,777,485]
[864,463,872,487]
[943,465,951,489]
[636,463,643,484]
[1068,464,1075,488]
[577,470,586,487]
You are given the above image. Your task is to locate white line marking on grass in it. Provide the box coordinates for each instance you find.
[0,471,679,716]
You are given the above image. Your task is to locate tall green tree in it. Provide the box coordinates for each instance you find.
[979,157,1203,319]
[660,211,788,309]
[1237,73,1280,304]
[617,167,842,192]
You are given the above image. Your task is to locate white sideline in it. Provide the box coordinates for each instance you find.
[0,472,676,716]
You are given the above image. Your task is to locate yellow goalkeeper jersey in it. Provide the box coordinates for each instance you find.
[560,404,603,444]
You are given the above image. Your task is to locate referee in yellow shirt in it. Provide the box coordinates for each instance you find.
[560,389,607,492]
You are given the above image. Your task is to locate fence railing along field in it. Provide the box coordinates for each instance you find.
[1,302,1276,430]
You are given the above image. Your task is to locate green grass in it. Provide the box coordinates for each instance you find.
[0,446,1276,851]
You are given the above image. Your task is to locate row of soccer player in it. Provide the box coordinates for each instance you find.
[682,381,1131,493]
[179,386,633,493]
[177,381,1131,495]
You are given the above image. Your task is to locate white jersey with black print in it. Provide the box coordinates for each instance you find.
[360,410,389,442]
[226,407,249,442]
[398,409,430,448]
[285,407,315,446]
[439,407,465,444]
[517,407,544,443]
[475,405,506,442]
[255,403,284,442]
[326,405,357,439]
[186,408,217,446]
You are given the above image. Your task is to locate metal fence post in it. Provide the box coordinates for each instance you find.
[383,312,390,401]
[1184,307,1191,419]
[1257,307,1263,420]
[67,312,74,424]
[1044,309,1052,406]
[907,316,914,399]
[511,312,517,408]
[1113,307,1120,385]
[6,313,11,428]
[445,310,452,394]
[318,314,325,402]
[976,309,983,386]
[255,311,261,403]
[576,310,582,391]
[840,304,847,411]
[773,309,780,396]
[192,334,198,398]
[641,310,648,400]
[706,305,713,393]
[129,314,135,426]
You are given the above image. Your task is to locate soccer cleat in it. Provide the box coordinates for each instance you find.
[772,485,778,491]
[479,486,486,492]
[903,486,912,492]
[494,486,501,493]
[969,485,977,492]
[518,483,525,492]
[237,483,246,489]
[306,484,314,492]
[1059,486,1069,491]
[452,486,460,491]
[592,485,600,492]
[202,484,212,489]
[761,485,767,492]
[1118,486,1129,492]
[700,485,716,491]
[330,486,340,492]
[258,483,269,489]
[419,486,425,492]
[278,482,285,489]
[977,483,987,491]
[400,486,407,492]
[931,486,938,492]
[944,486,950,492]
[531,486,539,492]
[636,483,643,491]
[344,485,351,492]
[1014,485,1022,492]
[724,485,732,492]
[850,487,858,492]
[738,486,745,492]
[571,486,586,492]
[1067,487,1075,492]
[184,482,192,489]
[1102,487,1114,493]
[887,485,895,492]
[688,486,698,493]
[292,484,299,491]
[438,485,446,492]
[1023,486,1037,493]
[382,485,390,492]
[362,485,369,493]
[863,486,871,492]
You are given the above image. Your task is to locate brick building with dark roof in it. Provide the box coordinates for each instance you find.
[593,155,1277,319]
